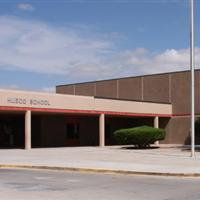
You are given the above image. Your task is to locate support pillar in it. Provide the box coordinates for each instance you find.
[99,113,105,147]
[154,116,159,146]
[25,110,31,150]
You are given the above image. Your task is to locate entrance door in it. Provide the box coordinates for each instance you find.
[0,115,24,148]
[0,121,13,147]
[105,124,112,145]
[65,122,80,146]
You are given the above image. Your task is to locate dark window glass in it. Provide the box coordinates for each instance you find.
[66,123,79,139]
[105,124,111,139]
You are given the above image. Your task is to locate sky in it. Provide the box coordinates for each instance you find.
[0,0,199,92]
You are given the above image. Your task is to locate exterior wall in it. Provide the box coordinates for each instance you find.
[0,86,172,147]
[195,71,200,114]
[96,80,117,98]
[118,77,142,100]
[168,117,191,144]
[0,89,171,116]
[170,71,200,145]
[143,74,170,103]
[171,70,200,115]
[56,85,74,95]
[3,69,200,146]
[171,72,190,114]
[159,118,171,144]
[56,73,171,104]
[75,83,95,96]
[56,70,200,145]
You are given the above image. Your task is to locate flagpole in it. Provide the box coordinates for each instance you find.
[190,0,195,158]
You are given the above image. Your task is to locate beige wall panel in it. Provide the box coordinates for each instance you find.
[143,74,170,103]
[118,77,142,100]
[94,98,172,115]
[0,89,95,111]
[56,85,74,95]
[75,83,95,96]
[168,117,190,144]
[159,118,171,144]
[171,71,200,115]
[96,80,117,98]
[0,89,172,115]
[195,71,200,114]
[171,72,190,114]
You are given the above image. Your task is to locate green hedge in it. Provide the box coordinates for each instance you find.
[113,126,166,148]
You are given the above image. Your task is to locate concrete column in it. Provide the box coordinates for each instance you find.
[154,116,159,146]
[99,113,105,147]
[25,110,31,150]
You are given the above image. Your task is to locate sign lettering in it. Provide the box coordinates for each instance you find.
[7,97,50,106]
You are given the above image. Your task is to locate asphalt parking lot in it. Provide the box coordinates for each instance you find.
[0,168,200,200]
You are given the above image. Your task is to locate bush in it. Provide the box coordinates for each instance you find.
[113,126,166,148]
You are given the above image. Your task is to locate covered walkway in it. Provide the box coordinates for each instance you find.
[0,89,172,149]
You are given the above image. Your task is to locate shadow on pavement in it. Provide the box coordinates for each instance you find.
[181,147,200,152]
[121,146,160,150]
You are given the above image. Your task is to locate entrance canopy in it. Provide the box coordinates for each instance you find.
[0,89,172,117]
[0,89,172,149]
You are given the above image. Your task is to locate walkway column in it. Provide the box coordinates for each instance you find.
[25,110,31,150]
[154,116,159,146]
[99,113,105,147]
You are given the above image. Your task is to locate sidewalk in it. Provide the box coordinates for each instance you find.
[0,145,200,177]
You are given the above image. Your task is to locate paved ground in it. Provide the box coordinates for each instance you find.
[0,145,200,175]
[0,168,200,200]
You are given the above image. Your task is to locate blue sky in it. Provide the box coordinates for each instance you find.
[0,0,199,92]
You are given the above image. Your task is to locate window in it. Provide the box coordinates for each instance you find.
[105,124,111,139]
[66,123,79,139]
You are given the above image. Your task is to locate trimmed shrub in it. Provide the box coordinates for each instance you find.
[113,126,166,148]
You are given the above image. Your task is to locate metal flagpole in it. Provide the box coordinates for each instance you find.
[190,0,195,158]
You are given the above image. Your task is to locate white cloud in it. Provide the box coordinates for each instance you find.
[0,15,198,81]
[0,84,19,90]
[0,84,56,93]
[0,16,114,78]
[17,3,35,11]
[41,87,55,93]
[111,48,194,77]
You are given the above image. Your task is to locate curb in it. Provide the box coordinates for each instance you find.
[0,164,200,177]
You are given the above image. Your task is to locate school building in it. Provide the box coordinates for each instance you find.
[0,69,199,149]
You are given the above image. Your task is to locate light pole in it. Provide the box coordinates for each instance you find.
[190,0,195,158]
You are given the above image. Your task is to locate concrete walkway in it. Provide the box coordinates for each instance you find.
[0,145,200,176]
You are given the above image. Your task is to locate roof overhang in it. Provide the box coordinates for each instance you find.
[0,89,172,117]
